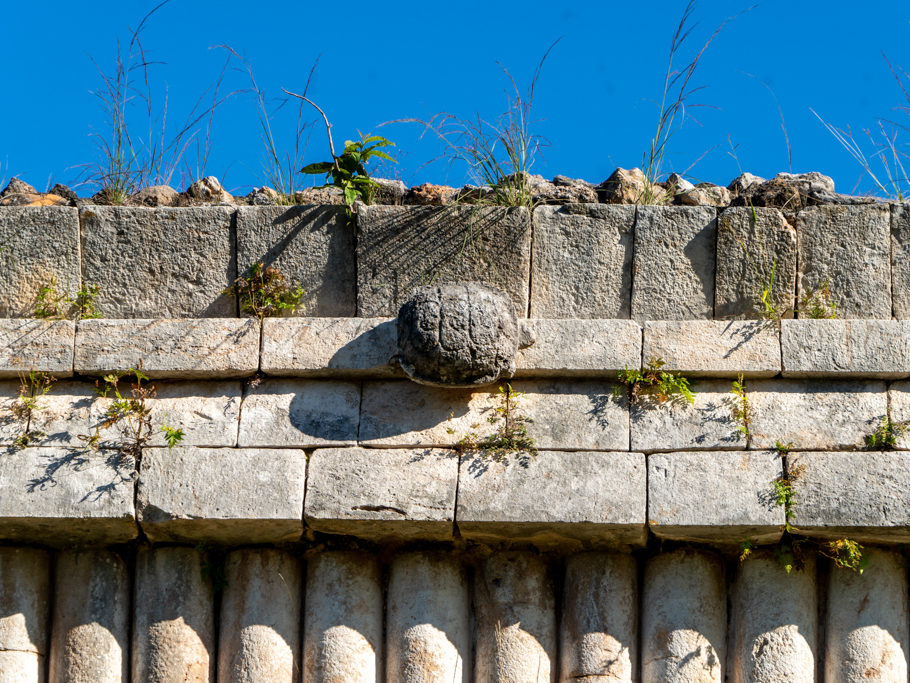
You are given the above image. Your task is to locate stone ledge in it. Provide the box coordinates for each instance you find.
[74,319,260,378]
[781,319,910,378]
[0,319,75,378]
[515,319,641,376]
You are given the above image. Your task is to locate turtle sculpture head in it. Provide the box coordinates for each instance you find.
[395,283,531,387]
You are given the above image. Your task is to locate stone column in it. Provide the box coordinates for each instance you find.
[641,549,726,683]
[825,548,908,682]
[49,550,129,683]
[132,546,215,683]
[0,547,51,683]
[474,552,556,683]
[218,549,302,683]
[560,552,637,683]
[386,552,470,683]
[303,551,382,683]
[728,552,816,683]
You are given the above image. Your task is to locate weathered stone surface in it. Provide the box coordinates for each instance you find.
[796,204,891,318]
[305,447,457,541]
[75,318,259,378]
[727,172,765,195]
[631,379,746,452]
[236,205,356,316]
[130,185,178,207]
[360,380,629,451]
[261,317,397,376]
[788,451,910,542]
[597,167,665,204]
[530,204,634,318]
[515,319,641,376]
[748,379,886,450]
[0,447,136,545]
[137,447,306,544]
[648,450,783,543]
[80,206,236,317]
[0,207,80,317]
[728,553,816,683]
[304,552,383,683]
[397,283,520,386]
[641,550,726,683]
[541,174,598,203]
[218,549,302,683]
[0,381,27,446]
[643,321,780,377]
[133,547,215,683]
[892,203,910,318]
[732,171,835,211]
[386,553,470,683]
[888,380,910,450]
[781,319,910,378]
[49,550,129,683]
[0,547,50,682]
[474,553,556,683]
[0,319,75,377]
[631,206,717,321]
[238,379,360,447]
[825,547,908,682]
[716,207,797,319]
[560,552,637,682]
[456,451,647,547]
[678,183,732,207]
[405,183,458,205]
[357,205,531,317]
[184,176,233,204]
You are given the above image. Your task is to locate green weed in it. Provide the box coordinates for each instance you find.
[10,370,56,449]
[865,417,906,450]
[615,358,694,406]
[729,374,751,439]
[33,279,101,321]
[455,383,537,464]
[160,423,185,449]
[798,279,837,319]
[300,132,395,211]
[226,262,304,321]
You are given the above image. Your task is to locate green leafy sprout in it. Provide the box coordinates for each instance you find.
[11,370,56,449]
[226,261,304,321]
[455,383,537,464]
[34,279,101,321]
[615,357,694,406]
[160,423,185,449]
[865,416,906,450]
[730,373,751,439]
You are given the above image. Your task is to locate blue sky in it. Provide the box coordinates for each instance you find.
[3,0,910,196]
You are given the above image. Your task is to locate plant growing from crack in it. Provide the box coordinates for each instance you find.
[226,261,304,321]
[615,357,694,406]
[10,370,56,449]
[729,373,751,440]
[33,279,101,321]
[798,278,838,319]
[453,383,537,464]
[865,416,906,450]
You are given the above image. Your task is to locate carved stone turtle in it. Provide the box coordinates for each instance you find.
[395,283,531,387]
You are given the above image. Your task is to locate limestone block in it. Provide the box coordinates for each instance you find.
[474,552,556,683]
[641,550,726,683]
[630,379,746,452]
[530,204,634,318]
[456,451,647,547]
[237,379,360,447]
[748,379,886,450]
[0,319,75,377]
[305,447,457,541]
[261,317,397,376]
[781,319,910,378]
[647,450,784,543]
[825,547,908,682]
[728,553,816,683]
[0,547,50,682]
[49,550,129,683]
[515,319,641,377]
[642,320,780,377]
[797,204,891,318]
[788,451,910,542]
[0,380,27,446]
[715,206,797,319]
[631,205,717,321]
[33,380,241,448]
[137,447,306,544]
[359,380,629,451]
[560,552,637,683]
[893,203,910,318]
[75,318,259,378]
[236,205,356,316]
[0,447,136,545]
[386,552,470,683]
[218,549,302,683]
[303,552,382,683]
[80,206,236,317]
[0,207,80,317]
[357,205,531,317]
[888,380,910,449]
[132,547,215,683]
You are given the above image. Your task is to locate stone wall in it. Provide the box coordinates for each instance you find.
[2,202,910,681]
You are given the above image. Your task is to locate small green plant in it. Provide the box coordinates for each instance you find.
[226,262,304,321]
[10,370,57,449]
[865,416,906,450]
[93,365,156,461]
[160,423,185,449]
[739,539,754,563]
[823,538,868,574]
[772,474,797,533]
[455,383,537,464]
[730,374,751,439]
[33,279,101,321]
[773,440,794,455]
[798,279,837,319]
[615,358,694,406]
